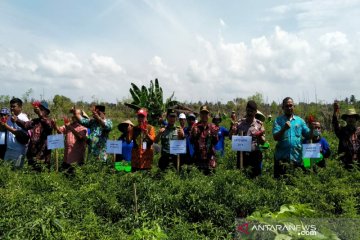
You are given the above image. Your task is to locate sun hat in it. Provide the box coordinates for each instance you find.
[255,110,266,122]
[117,120,135,132]
[199,105,210,113]
[341,108,360,121]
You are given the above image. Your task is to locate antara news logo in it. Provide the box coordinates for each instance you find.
[236,221,318,238]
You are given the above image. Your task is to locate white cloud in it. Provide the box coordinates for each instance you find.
[0,48,128,101]
[148,56,181,98]
[150,56,168,70]
[90,53,125,74]
[319,31,348,47]
[0,50,37,72]
[184,26,360,102]
[39,50,83,76]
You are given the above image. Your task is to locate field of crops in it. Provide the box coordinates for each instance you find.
[1,118,360,239]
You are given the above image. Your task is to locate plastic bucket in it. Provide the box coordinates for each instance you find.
[303,158,311,168]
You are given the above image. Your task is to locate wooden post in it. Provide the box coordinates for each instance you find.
[240,131,243,169]
[55,148,59,172]
[177,154,180,173]
[133,183,138,215]
[113,136,116,163]
[52,126,59,172]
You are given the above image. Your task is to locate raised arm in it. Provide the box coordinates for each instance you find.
[154,127,166,143]
[332,102,341,138]
[67,125,87,141]
[273,119,290,141]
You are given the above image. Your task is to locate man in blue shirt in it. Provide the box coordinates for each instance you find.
[273,97,312,178]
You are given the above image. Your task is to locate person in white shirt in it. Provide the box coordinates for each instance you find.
[3,98,29,168]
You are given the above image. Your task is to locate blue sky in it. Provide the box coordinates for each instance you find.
[1,0,360,104]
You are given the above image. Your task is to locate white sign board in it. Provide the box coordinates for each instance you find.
[47,134,64,149]
[231,136,252,152]
[170,140,187,154]
[0,132,5,145]
[106,140,122,154]
[302,143,321,158]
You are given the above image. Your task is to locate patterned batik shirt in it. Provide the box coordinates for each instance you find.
[17,117,53,163]
[233,118,265,151]
[79,117,112,162]
[190,122,219,163]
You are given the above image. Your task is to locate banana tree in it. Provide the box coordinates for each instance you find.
[125,78,178,125]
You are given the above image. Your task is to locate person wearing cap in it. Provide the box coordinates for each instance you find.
[14,100,54,170]
[178,113,187,129]
[54,109,88,172]
[229,101,265,177]
[115,120,134,162]
[177,112,188,165]
[1,98,30,168]
[75,105,113,163]
[155,109,185,170]
[0,107,11,159]
[190,105,219,174]
[212,114,229,157]
[332,102,360,169]
[273,97,312,178]
[127,108,156,171]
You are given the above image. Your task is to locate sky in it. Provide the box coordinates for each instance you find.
[1,0,360,104]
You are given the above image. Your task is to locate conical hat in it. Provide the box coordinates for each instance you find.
[118,120,134,131]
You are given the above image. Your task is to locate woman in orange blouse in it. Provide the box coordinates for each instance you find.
[127,108,155,171]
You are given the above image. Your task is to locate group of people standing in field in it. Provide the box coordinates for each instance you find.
[0,96,359,177]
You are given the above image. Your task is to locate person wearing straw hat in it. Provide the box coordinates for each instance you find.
[212,114,229,157]
[1,98,30,168]
[75,105,113,163]
[332,102,360,169]
[116,120,134,162]
[53,109,88,173]
[229,100,265,178]
[155,108,185,170]
[14,100,54,170]
[273,97,313,178]
[255,110,266,122]
[190,105,219,174]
